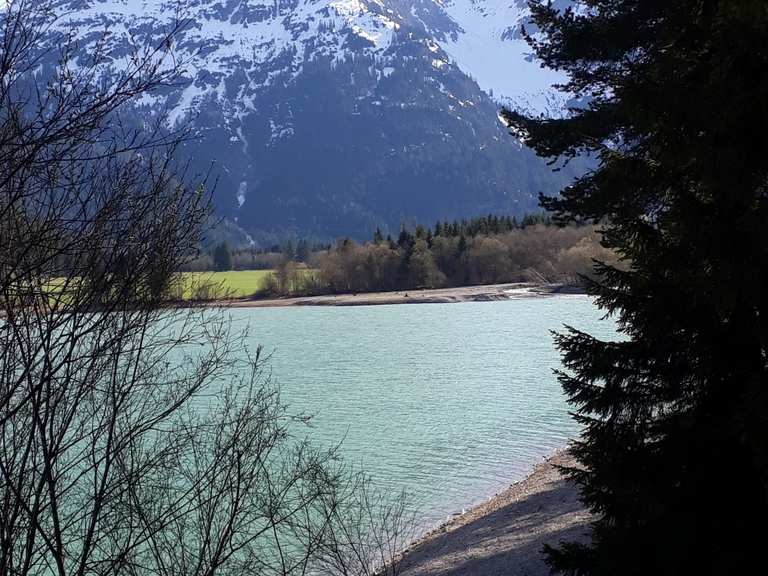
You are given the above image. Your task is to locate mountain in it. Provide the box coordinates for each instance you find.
[47,0,578,241]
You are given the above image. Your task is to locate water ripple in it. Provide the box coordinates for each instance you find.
[225,297,616,528]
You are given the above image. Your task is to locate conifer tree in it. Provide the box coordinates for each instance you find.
[504,2,768,574]
[397,227,414,249]
[283,239,296,261]
[296,238,310,261]
[457,234,467,255]
[212,242,233,271]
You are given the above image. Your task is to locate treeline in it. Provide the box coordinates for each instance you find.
[430,213,551,238]
[188,214,616,298]
[182,238,326,272]
[304,220,613,295]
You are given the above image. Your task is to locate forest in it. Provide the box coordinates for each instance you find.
[183,215,616,298]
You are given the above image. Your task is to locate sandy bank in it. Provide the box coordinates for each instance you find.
[398,450,591,576]
[204,283,586,309]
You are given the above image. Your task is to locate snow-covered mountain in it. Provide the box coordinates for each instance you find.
[46,0,577,240]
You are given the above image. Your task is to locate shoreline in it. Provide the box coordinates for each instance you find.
[398,449,591,576]
[198,282,587,309]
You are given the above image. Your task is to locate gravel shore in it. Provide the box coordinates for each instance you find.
[397,450,591,576]
[206,283,584,309]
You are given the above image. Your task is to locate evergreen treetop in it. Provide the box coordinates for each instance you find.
[504,1,768,574]
[212,242,233,272]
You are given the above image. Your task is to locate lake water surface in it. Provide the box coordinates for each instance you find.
[228,295,616,528]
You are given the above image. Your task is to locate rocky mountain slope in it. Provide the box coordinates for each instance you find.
[48,0,577,241]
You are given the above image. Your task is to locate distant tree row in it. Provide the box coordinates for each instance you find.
[182,238,326,272]
[179,215,616,298]
[304,222,614,296]
[183,213,558,274]
[374,212,552,244]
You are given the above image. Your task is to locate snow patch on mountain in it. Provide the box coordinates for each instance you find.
[55,0,403,126]
[49,0,569,125]
[435,0,568,114]
[30,0,579,233]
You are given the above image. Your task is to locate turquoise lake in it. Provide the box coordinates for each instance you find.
[226,295,616,529]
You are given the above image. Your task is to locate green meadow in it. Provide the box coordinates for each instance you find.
[43,269,318,303]
[180,270,275,300]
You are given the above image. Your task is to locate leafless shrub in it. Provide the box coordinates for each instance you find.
[0,3,411,575]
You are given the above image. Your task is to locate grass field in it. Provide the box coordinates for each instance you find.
[180,270,275,300]
[34,270,304,307]
[43,269,314,303]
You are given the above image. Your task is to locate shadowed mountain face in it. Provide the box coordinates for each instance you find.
[46,1,578,240]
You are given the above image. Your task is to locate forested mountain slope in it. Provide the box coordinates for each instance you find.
[46,0,578,240]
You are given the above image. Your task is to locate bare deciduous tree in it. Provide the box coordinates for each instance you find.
[0,2,412,575]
